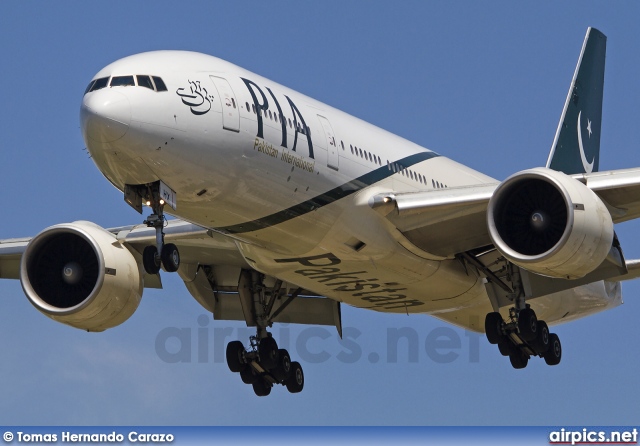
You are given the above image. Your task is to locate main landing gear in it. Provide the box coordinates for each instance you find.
[226,335,304,397]
[485,306,562,369]
[225,270,305,396]
[140,185,179,275]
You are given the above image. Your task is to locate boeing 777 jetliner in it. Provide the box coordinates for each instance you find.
[1,28,639,396]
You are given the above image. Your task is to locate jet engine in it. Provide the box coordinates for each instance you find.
[487,167,614,279]
[20,221,143,331]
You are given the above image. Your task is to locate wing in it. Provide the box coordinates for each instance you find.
[0,219,341,332]
[370,167,640,258]
[370,183,498,257]
[573,167,640,223]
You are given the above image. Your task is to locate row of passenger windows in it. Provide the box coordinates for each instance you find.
[244,102,309,135]
[387,161,447,188]
[342,138,445,188]
[348,143,383,166]
[84,75,168,95]
[241,101,444,188]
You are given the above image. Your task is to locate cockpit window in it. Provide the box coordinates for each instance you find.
[110,75,135,87]
[136,75,154,90]
[89,77,109,93]
[84,75,167,94]
[84,80,96,95]
[152,76,167,92]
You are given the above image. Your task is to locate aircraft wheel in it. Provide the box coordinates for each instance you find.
[543,333,562,366]
[518,308,538,341]
[285,362,304,393]
[259,336,279,370]
[272,349,292,382]
[252,378,271,397]
[143,246,160,275]
[530,321,550,354]
[485,312,504,344]
[226,341,245,373]
[509,350,529,369]
[240,366,258,385]
[161,243,180,272]
[498,340,512,357]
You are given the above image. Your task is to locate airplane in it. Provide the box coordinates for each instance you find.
[1,27,638,397]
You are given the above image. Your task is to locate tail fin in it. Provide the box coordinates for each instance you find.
[547,27,607,175]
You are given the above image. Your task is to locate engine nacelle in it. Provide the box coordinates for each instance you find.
[487,168,614,279]
[20,221,143,331]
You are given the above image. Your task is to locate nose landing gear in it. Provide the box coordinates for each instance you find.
[141,209,180,275]
[124,181,180,275]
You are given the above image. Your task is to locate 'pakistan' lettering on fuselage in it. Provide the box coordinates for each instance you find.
[241,77,314,159]
[275,253,425,311]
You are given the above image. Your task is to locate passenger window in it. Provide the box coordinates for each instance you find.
[110,76,135,87]
[152,76,168,91]
[89,77,109,92]
[137,75,154,90]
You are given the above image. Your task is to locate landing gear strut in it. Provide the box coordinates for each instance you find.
[124,180,180,275]
[137,183,180,275]
[485,305,562,369]
[225,270,305,396]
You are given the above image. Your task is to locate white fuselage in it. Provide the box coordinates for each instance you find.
[80,51,621,332]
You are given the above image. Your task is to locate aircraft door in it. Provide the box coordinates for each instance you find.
[317,115,339,170]
[209,76,240,132]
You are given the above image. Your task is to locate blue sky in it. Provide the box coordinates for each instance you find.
[1,1,639,426]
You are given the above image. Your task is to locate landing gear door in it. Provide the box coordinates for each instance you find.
[317,115,339,171]
[209,76,240,132]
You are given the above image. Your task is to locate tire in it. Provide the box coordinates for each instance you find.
[509,350,529,369]
[543,333,562,366]
[259,336,279,370]
[518,308,538,341]
[530,321,550,354]
[252,378,271,397]
[161,243,180,273]
[226,341,245,373]
[498,340,512,357]
[272,349,292,382]
[240,366,257,385]
[485,312,504,345]
[143,246,160,275]
[286,361,304,393]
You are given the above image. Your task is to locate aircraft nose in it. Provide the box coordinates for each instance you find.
[80,90,131,143]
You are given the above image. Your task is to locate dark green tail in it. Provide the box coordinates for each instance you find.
[547,27,606,175]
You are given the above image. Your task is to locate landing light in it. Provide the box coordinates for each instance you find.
[159,199,165,205]
[145,200,151,206]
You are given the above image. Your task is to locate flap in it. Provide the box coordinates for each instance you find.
[371,183,498,257]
